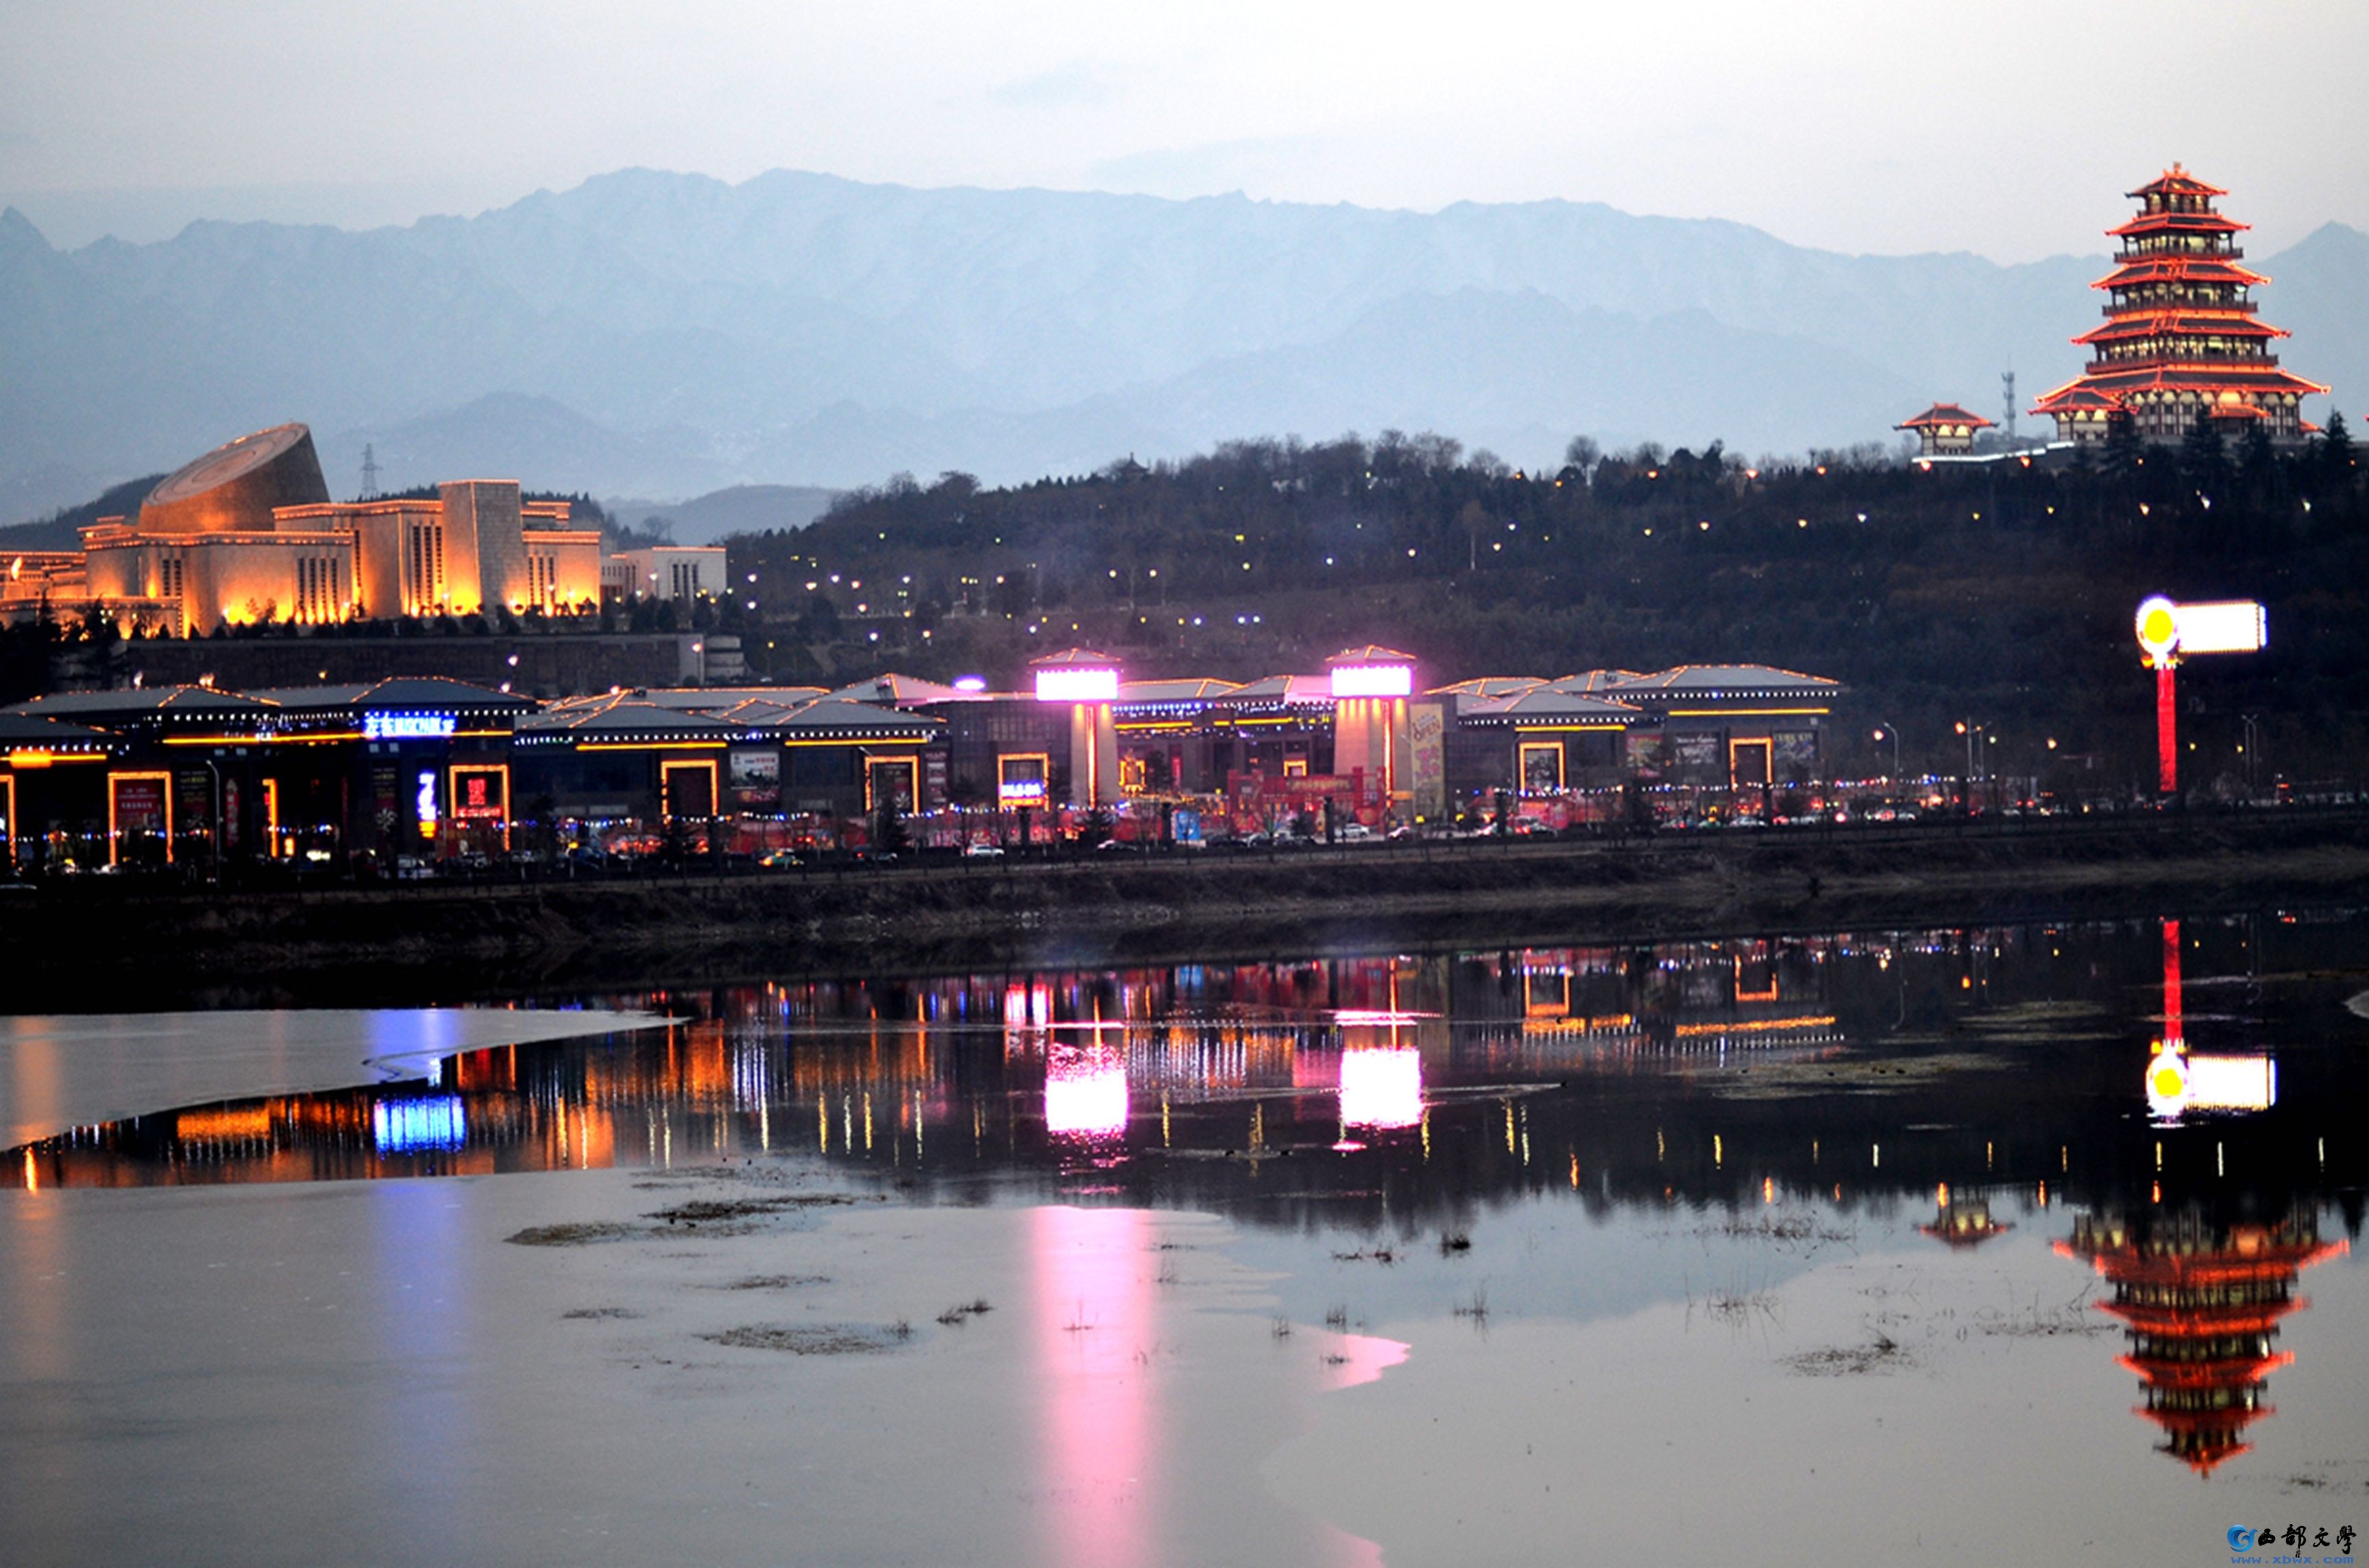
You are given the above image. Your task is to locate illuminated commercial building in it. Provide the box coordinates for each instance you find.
[910,654,1836,831]
[2032,168,2327,443]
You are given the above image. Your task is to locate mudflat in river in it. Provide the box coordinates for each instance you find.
[5,912,2366,1566]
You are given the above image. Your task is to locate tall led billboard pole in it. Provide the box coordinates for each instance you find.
[1032,649,1121,808]
[2134,596,2265,796]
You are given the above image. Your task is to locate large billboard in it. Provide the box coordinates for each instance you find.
[729,747,780,807]
[1408,701,1447,820]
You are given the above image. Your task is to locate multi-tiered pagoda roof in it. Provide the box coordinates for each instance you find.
[2032,167,2327,443]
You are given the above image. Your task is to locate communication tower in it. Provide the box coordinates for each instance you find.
[359,443,380,502]
[2000,371,2017,445]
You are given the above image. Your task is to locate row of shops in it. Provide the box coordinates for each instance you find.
[0,648,1838,868]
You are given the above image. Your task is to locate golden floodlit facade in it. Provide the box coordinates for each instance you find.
[75,424,604,633]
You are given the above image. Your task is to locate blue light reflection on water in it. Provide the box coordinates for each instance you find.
[372,1097,466,1154]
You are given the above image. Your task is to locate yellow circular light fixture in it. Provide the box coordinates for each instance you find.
[2135,596,2179,662]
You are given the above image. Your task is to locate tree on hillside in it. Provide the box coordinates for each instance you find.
[2320,409,2355,487]
[2179,417,2228,497]
[2100,410,2145,482]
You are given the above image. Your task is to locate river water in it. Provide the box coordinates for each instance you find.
[4,913,2366,1566]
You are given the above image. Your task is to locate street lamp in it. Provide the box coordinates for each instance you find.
[1872,722,1902,782]
[1954,720,1987,807]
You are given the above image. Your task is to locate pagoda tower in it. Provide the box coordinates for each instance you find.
[2032,166,2327,444]
[2057,1210,2344,1475]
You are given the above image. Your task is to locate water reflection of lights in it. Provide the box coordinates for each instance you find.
[1337,1049,1422,1129]
[1320,1330,1411,1392]
[2058,1212,2346,1475]
[2146,917,2276,1124]
[372,1097,466,1153]
[1045,1051,1130,1138]
[1034,1206,1154,1567]
[2146,1049,2276,1122]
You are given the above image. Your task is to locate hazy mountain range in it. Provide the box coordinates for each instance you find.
[4,167,2365,524]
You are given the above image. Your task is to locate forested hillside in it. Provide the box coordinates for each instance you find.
[727,424,2369,791]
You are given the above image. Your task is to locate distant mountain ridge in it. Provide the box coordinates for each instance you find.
[2,169,2362,522]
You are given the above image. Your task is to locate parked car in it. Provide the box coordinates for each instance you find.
[962,842,1006,858]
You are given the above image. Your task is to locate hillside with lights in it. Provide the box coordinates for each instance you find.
[723,427,2369,792]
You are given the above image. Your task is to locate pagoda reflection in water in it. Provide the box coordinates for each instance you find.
[2058,1210,2345,1475]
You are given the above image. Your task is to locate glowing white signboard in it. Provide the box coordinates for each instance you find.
[415,770,439,833]
[2133,597,2266,661]
[365,713,457,741]
[2171,600,2268,655]
[1329,663,1413,699]
[1034,666,1119,702]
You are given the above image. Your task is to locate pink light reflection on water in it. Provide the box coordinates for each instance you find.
[1032,1205,1156,1567]
[1319,1330,1412,1394]
[1045,1048,1130,1139]
[1337,1048,1422,1130]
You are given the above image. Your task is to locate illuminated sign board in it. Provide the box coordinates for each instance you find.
[365,713,457,741]
[372,1096,466,1153]
[452,766,507,821]
[998,753,1049,805]
[2134,596,2266,661]
[1034,666,1119,702]
[1329,663,1413,699]
[952,675,988,693]
[2172,600,2268,655]
[415,769,439,836]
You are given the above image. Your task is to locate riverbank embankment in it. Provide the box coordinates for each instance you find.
[11,810,2368,1006]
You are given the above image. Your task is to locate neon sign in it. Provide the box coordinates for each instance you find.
[998,754,1049,804]
[1034,666,1119,702]
[1329,664,1413,699]
[365,713,457,741]
[415,769,438,835]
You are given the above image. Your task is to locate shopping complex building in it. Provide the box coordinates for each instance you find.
[0,644,1837,868]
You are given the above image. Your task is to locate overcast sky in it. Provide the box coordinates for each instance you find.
[3,0,2364,259]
